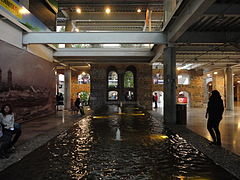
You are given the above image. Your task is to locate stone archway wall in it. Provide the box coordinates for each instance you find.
[152,69,205,108]
[90,63,152,111]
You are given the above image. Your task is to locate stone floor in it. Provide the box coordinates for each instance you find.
[153,103,240,156]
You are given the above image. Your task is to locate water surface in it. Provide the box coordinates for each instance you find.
[0,105,237,180]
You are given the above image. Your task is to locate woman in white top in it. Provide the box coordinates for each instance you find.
[0,104,15,158]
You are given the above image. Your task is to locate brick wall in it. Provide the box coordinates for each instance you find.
[152,69,205,107]
[90,63,152,110]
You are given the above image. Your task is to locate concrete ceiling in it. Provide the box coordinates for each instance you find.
[171,0,240,72]
[53,0,240,73]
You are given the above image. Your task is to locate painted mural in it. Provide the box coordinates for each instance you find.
[0,40,56,122]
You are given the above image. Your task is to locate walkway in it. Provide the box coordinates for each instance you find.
[153,104,240,156]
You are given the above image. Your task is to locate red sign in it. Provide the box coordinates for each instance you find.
[178,97,187,104]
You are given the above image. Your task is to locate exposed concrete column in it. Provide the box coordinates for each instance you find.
[237,85,240,101]
[65,14,73,48]
[64,67,72,110]
[163,45,176,124]
[19,0,29,9]
[56,71,59,94]
[225,67,234,110]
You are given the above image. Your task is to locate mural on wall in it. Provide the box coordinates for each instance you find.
[0,40,56,122]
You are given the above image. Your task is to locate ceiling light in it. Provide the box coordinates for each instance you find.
[137,8,141,13]
[105,8,111,14]
[213,72,218,75]
[76,8,81,14]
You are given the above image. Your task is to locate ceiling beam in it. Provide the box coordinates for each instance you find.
[23,32,167,44]
[167,0,215,43]
[205,3,240,16]
[58,2,163,7]
[69,12,163,21]
[54,48,154,57]
[58,58,150,63]
[150,45,165,63]
[177,31,240,43]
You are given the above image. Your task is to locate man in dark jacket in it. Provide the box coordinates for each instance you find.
[205,90,224,146]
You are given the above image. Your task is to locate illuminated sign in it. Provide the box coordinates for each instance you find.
[178,97,187,104]
[0,0,22,18]
[0,0,50,32]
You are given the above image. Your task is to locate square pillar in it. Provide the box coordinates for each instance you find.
[225,67,234,110]
[163,46,176,124]
[64,67,72,110]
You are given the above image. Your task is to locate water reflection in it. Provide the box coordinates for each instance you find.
[0,105,237,180]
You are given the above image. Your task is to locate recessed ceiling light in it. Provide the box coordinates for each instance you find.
[105,8,111,14]
[76,8,81,14]
[137,8,141,13]
[213,72,218,75]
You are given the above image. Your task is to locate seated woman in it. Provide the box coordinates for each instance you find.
[0,104,16,158]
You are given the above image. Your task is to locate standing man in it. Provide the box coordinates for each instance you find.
[154,93,158,108]
[205,90,224,146]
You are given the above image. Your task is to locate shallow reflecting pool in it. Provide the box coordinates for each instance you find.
[0,105,237,179]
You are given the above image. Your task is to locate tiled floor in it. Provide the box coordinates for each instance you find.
[153,104,240,156]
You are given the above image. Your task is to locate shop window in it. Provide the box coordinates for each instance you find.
[78,72,90,84]
[178,74,190,85]
[153,73,164,84]
[108,71,118,88]
[108,91,118,100]
[124,71,134,88]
